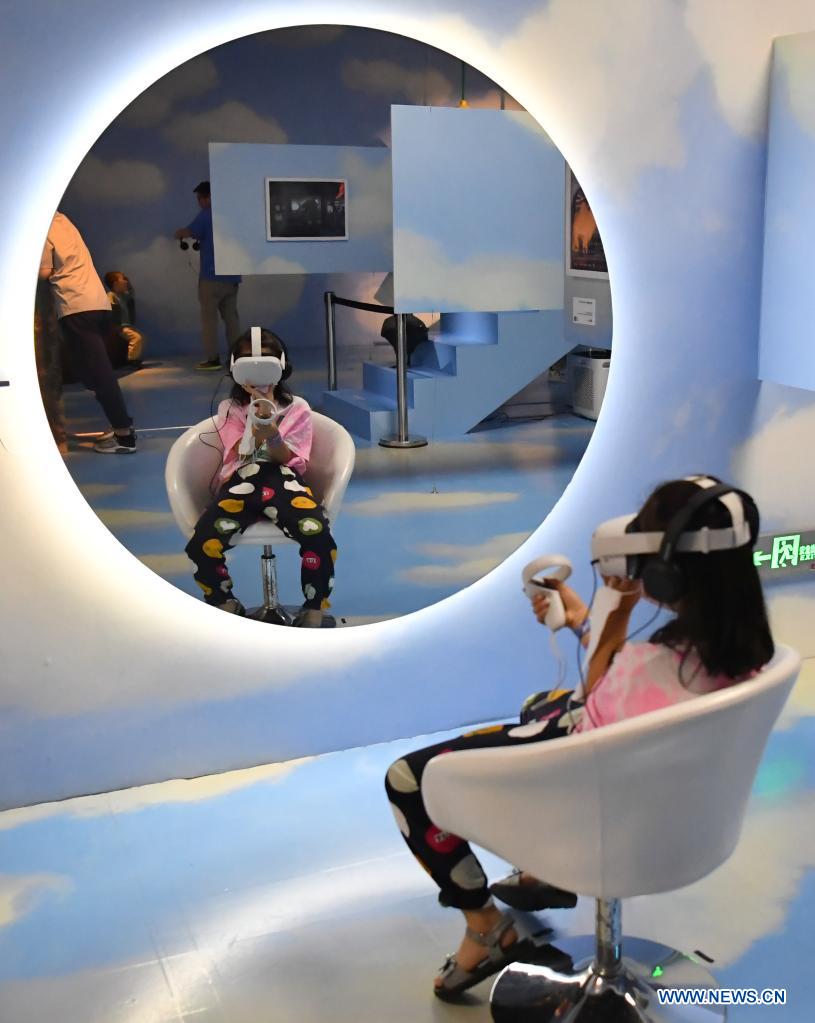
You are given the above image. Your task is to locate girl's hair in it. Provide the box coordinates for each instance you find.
[632,477,773,679]
[228,328,293,407]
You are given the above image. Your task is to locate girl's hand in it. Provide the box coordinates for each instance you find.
[248,386,273,401]
[252,419,279,442]
[530,579,589,630]
[249,396,282,441]
[600,575,640,592]
[600,575,642,609]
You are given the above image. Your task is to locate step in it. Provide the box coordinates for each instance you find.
[429,332,498,347]
[320,388,397,440]
[362,361,453,402]
[437,311,498,345]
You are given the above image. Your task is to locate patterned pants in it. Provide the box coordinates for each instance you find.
[385,690,578,910]
[185,461,337,610]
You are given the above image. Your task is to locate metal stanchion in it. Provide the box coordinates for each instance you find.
[379,313,427,449]
[324,290,337,391]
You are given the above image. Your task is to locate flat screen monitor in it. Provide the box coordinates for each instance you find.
[265,178,348,241]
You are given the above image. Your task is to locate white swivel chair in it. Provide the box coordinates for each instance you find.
[165,412,355,625]
[424,645,800,1022]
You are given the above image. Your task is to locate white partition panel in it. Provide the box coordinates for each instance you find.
[391,106,565,313]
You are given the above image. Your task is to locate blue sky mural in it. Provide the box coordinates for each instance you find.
[392,106,565,312]
[4,0,815,809]
[59,26,523,358]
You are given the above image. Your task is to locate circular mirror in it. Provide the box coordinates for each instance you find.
[36,25,612,627]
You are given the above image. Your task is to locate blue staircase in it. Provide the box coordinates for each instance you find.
[321,309,571,441]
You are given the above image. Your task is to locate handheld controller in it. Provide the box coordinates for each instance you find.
[247,397,276,428]
[521,555,573,632]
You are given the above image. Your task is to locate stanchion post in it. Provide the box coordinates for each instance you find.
[379,312,427,449]
[324,291,337,391]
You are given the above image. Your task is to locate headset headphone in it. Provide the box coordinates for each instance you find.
[230,326,288,388]
[590,476,757,604]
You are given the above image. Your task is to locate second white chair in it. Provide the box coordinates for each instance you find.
[165,412,355,625]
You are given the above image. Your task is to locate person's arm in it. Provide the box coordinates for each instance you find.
[583,578,641,692]
[531,581,590,645]
[175,210,205,241]
[39,237,54,279]
[530,576,641,690]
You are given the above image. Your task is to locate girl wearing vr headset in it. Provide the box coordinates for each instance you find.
[184,328,337,627]
[386,475,773,1002]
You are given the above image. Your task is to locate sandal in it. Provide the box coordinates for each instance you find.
[490,869,577,912]
[434,914,522,1002]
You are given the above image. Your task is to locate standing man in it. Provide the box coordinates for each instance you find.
[174,181,242,370]
[40,212,136,453]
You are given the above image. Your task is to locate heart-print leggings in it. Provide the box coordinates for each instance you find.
[185,460,337,610]
[385,689,579,910]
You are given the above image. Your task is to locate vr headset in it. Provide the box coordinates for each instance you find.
[590,476,756,604]
[230,326,286,388]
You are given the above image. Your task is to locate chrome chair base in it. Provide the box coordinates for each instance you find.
[491,936,726,1023]
[248,604,294,626]
[248,605,338,628]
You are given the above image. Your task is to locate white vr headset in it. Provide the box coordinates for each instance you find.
[230,326,285,388]
[590,476,753,581]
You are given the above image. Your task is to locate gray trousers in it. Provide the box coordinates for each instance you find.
[198,279,241,361]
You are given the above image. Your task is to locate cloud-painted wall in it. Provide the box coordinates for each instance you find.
[54,27,522,360]
[759,31,815,392]
[211,142,392,274]
[392,106,565,313]
[3,0,815,808]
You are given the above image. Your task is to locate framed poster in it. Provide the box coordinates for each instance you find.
[265,178,348,241]
[565,169,608,278]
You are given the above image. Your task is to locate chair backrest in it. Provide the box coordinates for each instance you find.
[424,644,800,899]
[165,411,356,539]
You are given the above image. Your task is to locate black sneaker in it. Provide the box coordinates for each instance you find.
[196,358,222,371]
[94,430,137,454]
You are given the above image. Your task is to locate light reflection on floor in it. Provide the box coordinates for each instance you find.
[0,686,813,1022]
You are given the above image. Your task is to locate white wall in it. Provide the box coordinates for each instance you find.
[2,0,814,809]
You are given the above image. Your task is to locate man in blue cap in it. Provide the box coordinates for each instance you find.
[175,181,242,370]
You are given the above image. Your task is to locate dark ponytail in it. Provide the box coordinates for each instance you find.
[635,478,774,678]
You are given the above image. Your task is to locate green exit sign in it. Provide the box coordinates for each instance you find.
[753,531,815,575]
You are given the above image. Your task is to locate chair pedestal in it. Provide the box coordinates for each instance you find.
[247,545,294,626]
[246,544,337,627]
[492,900,724,1023]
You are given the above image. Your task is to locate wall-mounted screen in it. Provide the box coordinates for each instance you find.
[265,178,347,241]
[566,169,608,279]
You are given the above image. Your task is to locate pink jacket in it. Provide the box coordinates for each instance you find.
[575,643,737,732]
[215,395,313,484]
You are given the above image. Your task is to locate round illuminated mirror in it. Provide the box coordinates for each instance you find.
[35,25,612,627]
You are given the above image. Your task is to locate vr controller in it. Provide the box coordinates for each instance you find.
[521,555,573,631]
[247,397,280,428]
